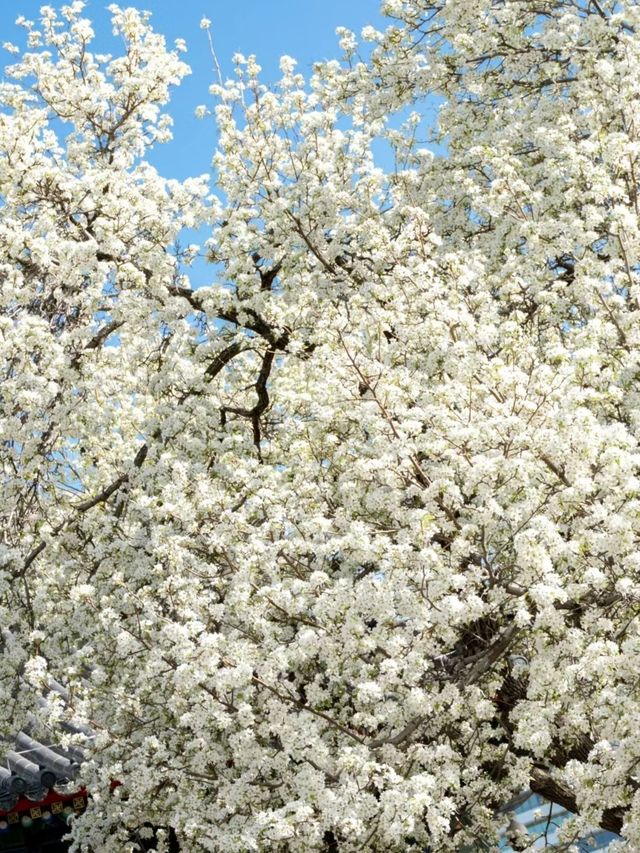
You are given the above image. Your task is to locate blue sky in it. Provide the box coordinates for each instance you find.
[0,0,385,181]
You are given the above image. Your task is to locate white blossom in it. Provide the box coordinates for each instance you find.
[2,0,640,850]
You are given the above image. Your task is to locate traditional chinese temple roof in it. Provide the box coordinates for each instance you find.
[0,731,81,812]
[0,680,177,852]
[0,679,89,852]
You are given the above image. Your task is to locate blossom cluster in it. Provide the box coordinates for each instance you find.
[3,1,640,851]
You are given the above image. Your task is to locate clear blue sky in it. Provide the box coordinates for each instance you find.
[0,0,385,181]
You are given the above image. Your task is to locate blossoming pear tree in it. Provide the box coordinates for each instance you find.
[2,0,640,850]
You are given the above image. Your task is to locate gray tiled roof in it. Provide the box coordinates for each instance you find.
[0,731,82,812]
[0,681,87,813]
